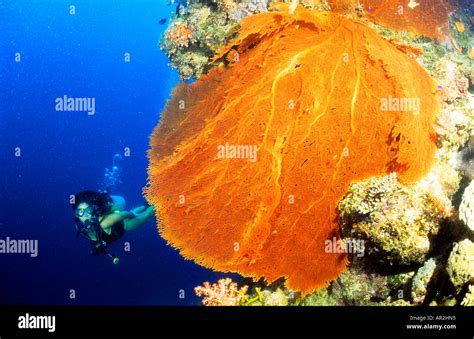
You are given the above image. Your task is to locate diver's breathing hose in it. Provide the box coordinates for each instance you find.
[84,216,120,264]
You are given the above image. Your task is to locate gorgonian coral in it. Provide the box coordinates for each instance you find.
[147,4,440,294]
[328,0,453,41]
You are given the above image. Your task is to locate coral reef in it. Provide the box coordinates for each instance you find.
[335,31,473,303]
[446,239,474,288]
[459,181,474,231]
[328,0,453,41]
[260,288,289,306]
[195,278,303,306]
[377,299,412,306]
[155,0,474,305]
[298,0,331,11]
[161,0,462,79]
[448,8,474,62]
[299,266,415,306]
[299,287,338,306]
[194,277,249,305]
[147,4,440,294]
[227,0,269,21]
[461,284,474,306]
[456,139,474,180]
[338,173,442,265]
[433,57,470,104]
[339,172,398,215]
[413,151,461,219]
[411,258,438,304]
[434,109,471,146]
[164,21,195,51]
[160,0,270,79]
[386,271,415,291]
[330,267,390,305]
[160,1,237,79]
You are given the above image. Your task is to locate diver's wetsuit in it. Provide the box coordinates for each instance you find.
[101,220,125,244]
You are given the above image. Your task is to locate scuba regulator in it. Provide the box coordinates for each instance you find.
[75,205,120,265]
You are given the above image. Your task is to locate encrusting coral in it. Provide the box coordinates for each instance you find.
[433,57,470,104]
[461,284,474,306]
[459,180,474,231]
[338,173,442,265]
[446,239,474,289]
[161,0,270,79]
[146,3,440,295]
[260,288,289,306]
[299,286,338,306]
[327,0,454,41]
[160,1,237,79]
[456,138,474,180]
[411,258,438,304]
[330,267,390,305]
[161,0,464,80]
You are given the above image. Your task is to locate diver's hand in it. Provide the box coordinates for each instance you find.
[130,206,155,219]
[130,206,146,215]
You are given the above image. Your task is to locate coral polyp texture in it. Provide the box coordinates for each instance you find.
[194,278,249,305]
[146,4,440,294]
[338,173,442,265]
[328,0,453,41]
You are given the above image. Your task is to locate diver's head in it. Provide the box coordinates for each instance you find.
[74,202,97,223]
[72,190,112,223]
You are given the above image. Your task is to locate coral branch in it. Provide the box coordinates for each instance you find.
[194,278,249,306]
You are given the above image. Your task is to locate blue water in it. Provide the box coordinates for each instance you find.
[0,0,236,305]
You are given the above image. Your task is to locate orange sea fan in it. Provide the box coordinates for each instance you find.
[328,0,454,41]
[146,5,439,295]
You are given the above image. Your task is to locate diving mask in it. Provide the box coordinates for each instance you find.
[75,205,98,219]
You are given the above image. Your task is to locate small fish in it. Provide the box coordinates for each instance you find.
[167,0,175,5]
[407,0,419,10]
[455,21,465,33]
[159,18,167,25]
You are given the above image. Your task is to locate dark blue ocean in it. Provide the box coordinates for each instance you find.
[0,0,235,305]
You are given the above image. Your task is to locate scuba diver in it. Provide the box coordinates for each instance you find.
[72,190,155,264]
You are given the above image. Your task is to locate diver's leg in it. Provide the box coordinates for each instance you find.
[124,206,155,231]
[110,195,126,212]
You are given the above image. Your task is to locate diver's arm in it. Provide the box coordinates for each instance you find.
[124,206,155,231]
[100,211,134,229]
